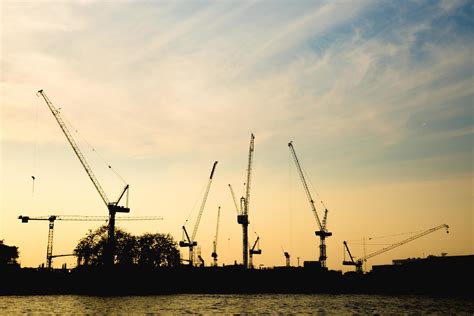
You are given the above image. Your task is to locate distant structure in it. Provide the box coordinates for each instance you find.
[284,251,290,267]
[211,206,221,267]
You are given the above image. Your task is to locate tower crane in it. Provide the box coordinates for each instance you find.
[18,214,163,269]
[234,134,255,268]
[288,141,332,268]
[343,224,450,273]
[281,247,290,267]
[211,206,221,267]
[229,182,262,269]
[284,252,290,267]
[198,254,205,267]
[37,90,130,267]
[180,161,218,266]
[249,236,261,269]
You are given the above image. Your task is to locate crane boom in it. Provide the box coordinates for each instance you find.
[228,184,240,214]
[342,241,357,265]
[213,206,221,252]
[37,90,109,206]
[288,141,323,229]
[19,215,163,222]
[361,224,449,262]
[343,224,449,272]
[191,161,218,242]
[244,134,255,217]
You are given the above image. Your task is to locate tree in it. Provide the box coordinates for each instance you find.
[74,226,180,267]
[74,225,136,266]
[136,233,180,267]
[0,240,19,266]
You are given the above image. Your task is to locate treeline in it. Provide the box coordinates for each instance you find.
[74,225,180,267]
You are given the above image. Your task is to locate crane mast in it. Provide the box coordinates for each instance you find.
[19,214,163,269]
[180,161,218,266]
[211,206,221,266]
[237,134,254,268]
[288,141,332,268]
[343,224,449,272]
[37,90,130,267]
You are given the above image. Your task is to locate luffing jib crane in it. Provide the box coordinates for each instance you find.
[249,236,261,269]
[37,90,130,266]
[19,214,163,269]
[180,161,218,266]
[343,224,450,273]
[237,134,255,268]
[230,181,262,269]
[284,252,290,267]
[211,206,221,267]
[288,141,332,268]
[198,255,205,267]
[281,247,290,267]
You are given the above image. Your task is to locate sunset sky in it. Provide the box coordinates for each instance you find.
[1,0,472,271]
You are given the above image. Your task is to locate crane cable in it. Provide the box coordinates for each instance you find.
[301,161,328,212]
[32,97,41,196]
[368,228,426,240]
[183,177,207,227]
[60,111,127,185]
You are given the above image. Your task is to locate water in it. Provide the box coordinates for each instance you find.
[1,294,473,314]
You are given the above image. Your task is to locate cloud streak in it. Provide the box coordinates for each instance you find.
[1,1,472,167]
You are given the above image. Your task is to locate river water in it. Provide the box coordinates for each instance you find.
[1,294,473,314]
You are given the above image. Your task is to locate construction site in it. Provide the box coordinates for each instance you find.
[0,90,472,296]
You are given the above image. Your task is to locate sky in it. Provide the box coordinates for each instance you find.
[0,0,472,271]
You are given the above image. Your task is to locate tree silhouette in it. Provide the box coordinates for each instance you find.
[0,240,19,266]
[137,233,180,267]
[74,226,179,267]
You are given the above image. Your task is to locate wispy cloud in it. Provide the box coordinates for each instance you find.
[1,0,472,167]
